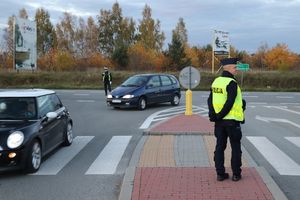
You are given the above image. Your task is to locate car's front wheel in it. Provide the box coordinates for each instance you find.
[26,139,42,173]
[63,122,73,146]
[138,97,147,110]
[171,94,180,106]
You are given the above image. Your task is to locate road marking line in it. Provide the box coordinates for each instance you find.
[285,137,300,148]
[276,96,293,99]
[244,96,258,98]
[85,136,132,175]
[33,136,94,175]
[247,136,300,176]
[73,93,90,96]
[249,102,267,105]
[76,100,95,103]
[268,106,300,115]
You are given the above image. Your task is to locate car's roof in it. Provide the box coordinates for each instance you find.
[0,89,55,97]
[134,73,175,77]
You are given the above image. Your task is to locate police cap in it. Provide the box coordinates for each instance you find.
[220,58,239,66]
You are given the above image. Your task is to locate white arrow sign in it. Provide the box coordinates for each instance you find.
[255,115,300,129]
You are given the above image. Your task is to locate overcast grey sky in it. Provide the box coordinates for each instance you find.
[1,0,300,53]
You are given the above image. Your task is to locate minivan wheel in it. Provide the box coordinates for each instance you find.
[63,122,73,146]
[138,97,147,110]
[171,94,180,106]
[26,139,42,173]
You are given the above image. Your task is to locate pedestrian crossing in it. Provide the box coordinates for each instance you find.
[247,136,300,176]
[32,136,132,176]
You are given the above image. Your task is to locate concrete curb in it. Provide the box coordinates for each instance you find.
[118,136,148,200]
[242,145,288,200]
[256,167,288,200]
[143,131,212,135]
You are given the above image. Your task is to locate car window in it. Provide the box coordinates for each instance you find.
[160,75,172,86]
[50,94,63,110]
[0,97,37,120]
[169,76,178,84]
[121,76,148,87]
[37,95,55,117]
[147,76,161,88]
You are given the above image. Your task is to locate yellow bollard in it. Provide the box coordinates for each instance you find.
[185,89,193,115]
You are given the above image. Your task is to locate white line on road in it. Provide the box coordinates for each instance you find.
[73,93,90,96]
[285,137,300,148]
[249,102,267,105]
[267,106,300,115]
[247,136,300,176]
[255,115,300,128]
[276,96,293,99]
[33,136,94,175]
[85,136,132,175]
[76,100,95,103]
[243,96,258,98]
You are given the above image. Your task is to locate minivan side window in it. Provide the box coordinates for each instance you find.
[169,76,178,84]
[147,76,161,88]
[161,75,172,86]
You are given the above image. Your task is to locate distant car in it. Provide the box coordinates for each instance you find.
[0,89,73,173]
[107,74,181,110]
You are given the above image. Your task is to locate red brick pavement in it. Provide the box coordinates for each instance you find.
[149,114,214,134]
[132,167,274,200]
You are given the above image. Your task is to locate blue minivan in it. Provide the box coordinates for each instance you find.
[107,74,181,110]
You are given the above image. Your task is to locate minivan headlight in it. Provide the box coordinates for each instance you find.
[123,94,134,99]
[107,94,113,98]
[7,131,24,149]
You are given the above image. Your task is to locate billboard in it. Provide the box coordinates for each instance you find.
[213,30,229,55]
[14,17,37,70]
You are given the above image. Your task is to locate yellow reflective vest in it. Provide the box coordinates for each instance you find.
[211,77,244,121]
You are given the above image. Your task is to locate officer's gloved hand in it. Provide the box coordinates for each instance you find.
[242,99,246,111]
[110,81,112,85]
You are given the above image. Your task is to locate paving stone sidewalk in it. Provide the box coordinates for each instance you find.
[119,114,287,200]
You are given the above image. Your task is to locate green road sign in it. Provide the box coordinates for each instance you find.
[237,63,249,71]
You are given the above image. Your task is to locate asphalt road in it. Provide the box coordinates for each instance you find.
[0,90,299,200]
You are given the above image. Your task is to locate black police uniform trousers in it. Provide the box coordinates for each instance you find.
[104,81,111,96]
[214,123,242,176]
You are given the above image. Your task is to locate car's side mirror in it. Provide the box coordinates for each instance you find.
[46,112,58,119]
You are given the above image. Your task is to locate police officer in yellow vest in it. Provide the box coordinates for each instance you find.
[207,57,246,182]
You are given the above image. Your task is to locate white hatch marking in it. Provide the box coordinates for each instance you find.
[85,136,132,175]
[247,136,300,176]
[33,136,94,175]
[285,137,300,148]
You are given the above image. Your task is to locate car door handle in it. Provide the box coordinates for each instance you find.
[57,115,61,119]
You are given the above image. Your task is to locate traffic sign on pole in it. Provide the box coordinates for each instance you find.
[237,63,249,71]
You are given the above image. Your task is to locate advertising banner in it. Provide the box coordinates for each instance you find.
[14,17,37,70]
[213,30,229,55]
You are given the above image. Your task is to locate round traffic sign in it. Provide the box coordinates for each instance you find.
[179,66,200,89]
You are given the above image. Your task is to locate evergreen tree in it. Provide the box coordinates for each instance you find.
[168,31,190,70]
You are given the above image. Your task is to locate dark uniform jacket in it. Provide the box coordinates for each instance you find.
[207,71,246,126]
[102,71,112,83]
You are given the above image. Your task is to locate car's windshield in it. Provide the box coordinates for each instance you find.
[0,97,37,120]
[121,76,149,87]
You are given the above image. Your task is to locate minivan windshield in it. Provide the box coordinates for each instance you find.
[0,97,37,120]
[121,76,149,87]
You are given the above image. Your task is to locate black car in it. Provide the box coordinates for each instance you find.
[0,89,73,173]
[107,74,181,110]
